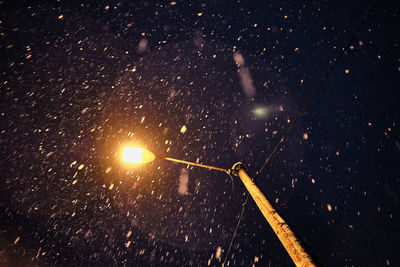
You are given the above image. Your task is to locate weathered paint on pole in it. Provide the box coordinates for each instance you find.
[237,167,316,267]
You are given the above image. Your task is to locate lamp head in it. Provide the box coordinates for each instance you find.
[122,146,156,164]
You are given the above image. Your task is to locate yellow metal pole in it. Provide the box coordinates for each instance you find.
[236,165,316,267]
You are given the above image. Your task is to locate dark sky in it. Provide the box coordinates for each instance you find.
[0,0,399,266]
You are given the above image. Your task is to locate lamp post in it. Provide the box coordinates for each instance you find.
[122,146,316,267]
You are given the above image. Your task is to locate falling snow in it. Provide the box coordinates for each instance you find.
[178,168,189,196]
[180,125,187,134]
[0,1,399,267]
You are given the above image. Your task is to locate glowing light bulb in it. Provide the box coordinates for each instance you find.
[122,146,155,164]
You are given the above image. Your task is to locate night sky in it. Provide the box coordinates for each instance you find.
[0,0,399,266]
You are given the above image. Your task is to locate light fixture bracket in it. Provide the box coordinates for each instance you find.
[230,162,245,176]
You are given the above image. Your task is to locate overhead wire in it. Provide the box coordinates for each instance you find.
[223,0,383,265]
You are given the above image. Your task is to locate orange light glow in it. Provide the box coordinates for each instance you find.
[122,146,155,164]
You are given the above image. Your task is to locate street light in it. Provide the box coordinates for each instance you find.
[121,145,316,267]
[122,146,227,172]
[122,146,156,164]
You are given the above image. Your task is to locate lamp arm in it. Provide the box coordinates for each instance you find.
[157,156,228,173]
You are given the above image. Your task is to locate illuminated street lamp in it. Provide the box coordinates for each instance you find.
[122,146,156,164]
[122,146,316,267]
[122,146,227,172]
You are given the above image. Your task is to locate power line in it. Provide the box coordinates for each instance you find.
[255,0,382,179]
[223,0,383,265]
